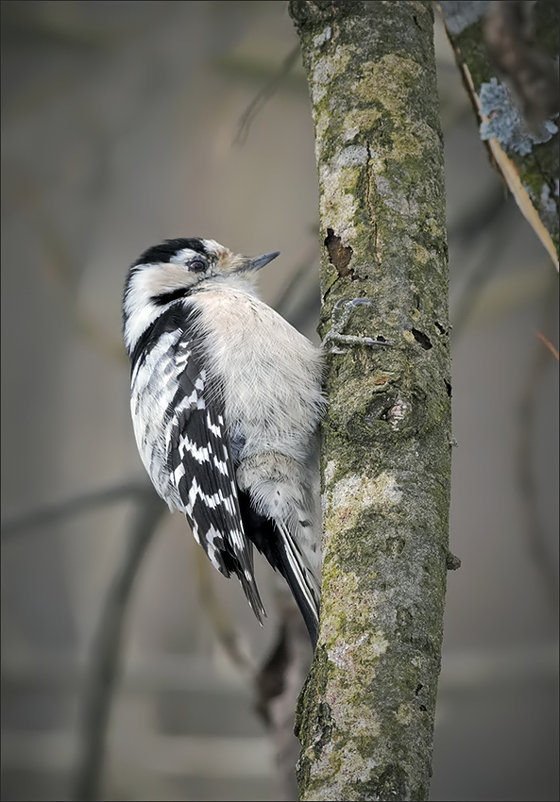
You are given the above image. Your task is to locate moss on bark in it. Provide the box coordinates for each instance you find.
[289,2,451,800]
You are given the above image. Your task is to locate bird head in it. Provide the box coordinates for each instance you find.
[123,237,279,351]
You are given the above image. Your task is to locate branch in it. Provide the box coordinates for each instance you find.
[440,0,559,269]
[193,546,257,676]
[450,198,513,339]
[254,589,313,801]
[1,481,150,537]
[72,492,166,802]
[535,329,559,362]
[234,45,300,145]
[516,285,560,613]
[274,241,321,333]
[3,475,312,797]
[11,169,127,360]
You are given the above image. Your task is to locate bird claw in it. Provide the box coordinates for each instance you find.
[322,298,392,353]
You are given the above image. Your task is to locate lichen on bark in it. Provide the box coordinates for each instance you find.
[440,0,559,267]
[289,2,452,800]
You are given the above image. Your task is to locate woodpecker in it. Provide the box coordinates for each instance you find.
[123,238,324,644]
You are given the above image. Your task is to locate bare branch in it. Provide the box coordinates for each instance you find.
[234,45,300,145]
[516,284,560,613]
[440,0,559,269]
[450,199,512,339]
[254,591,312,802]
[72,492,166,802]
[1,481,151,537]
[535,329,559,361]
[11,169,126,361]
[193,546,257,676]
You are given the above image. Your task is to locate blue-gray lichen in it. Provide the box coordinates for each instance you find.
[541,180,560,215]
[479,77,558,155]
[439,0,490,35]
[441,1,559,261]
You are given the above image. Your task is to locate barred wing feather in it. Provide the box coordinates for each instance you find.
[164,325,266,622]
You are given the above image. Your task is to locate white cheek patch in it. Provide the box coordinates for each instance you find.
[124,264,202,351]
[170,248,200,265]
[201,239,222,256]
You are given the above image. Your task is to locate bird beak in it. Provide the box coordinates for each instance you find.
[243,251,280,272]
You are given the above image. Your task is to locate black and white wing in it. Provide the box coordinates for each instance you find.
[131,304,266,622]
[167,318,266,622]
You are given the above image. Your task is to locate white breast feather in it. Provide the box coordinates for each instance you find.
[192,278,324,463]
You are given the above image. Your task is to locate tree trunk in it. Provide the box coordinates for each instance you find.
[289,3,452,800]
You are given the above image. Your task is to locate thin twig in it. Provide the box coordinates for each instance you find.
[447,185,506,244]
[516,282,559,614]
[536,329,559,361]
[72,493,166,802]
[273,241,321,333]
[254,589,312,802]
[193,546,256,675]
[234,45,300,146]
[194,528,311,800]
[1,481,150,537]
[11,170,126,362]
[451,198,512,339]
[273,244,317,319]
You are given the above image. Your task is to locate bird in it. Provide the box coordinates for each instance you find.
[122,237,324,645]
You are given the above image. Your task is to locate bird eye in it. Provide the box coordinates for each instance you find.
[190,258,206,273]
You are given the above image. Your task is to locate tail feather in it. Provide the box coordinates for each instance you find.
[237,489,320,645]
[238,565,267,625]
[275,521,320,646]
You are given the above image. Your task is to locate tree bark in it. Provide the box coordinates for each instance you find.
[289,3,452,800]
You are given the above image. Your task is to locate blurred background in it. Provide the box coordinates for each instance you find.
[1,2,558,800]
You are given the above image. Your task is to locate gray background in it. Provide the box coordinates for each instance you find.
[1,2,558,800]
